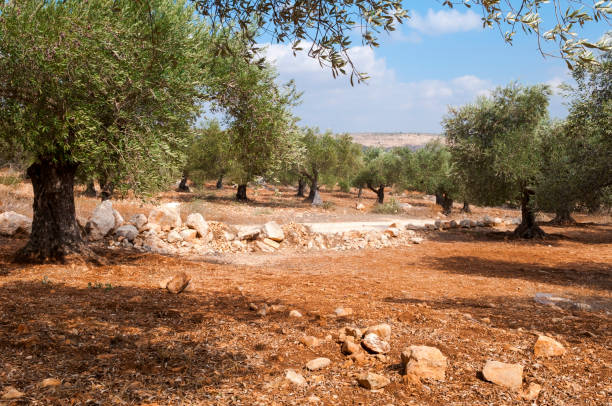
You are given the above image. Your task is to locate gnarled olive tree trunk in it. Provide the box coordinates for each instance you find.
[84,181,97,197]
[296,177,306,197]
[461,201,471,213]
[236,184,248,201]
[177,171,190,192]
[15,159,93,263]
[436,192,453,215]
[216,175,223,189]
[551,207,576,225]
[514,188,545,238]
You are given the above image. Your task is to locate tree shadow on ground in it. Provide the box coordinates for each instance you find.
[424,255,612,291]
[426,229,566,247]
[383,294,611,345]
[0,280,301,404]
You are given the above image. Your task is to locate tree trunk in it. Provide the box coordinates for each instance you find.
[216,175,223,189]
[357,187,363,198]
[440,194,453,216]
[435,193,442,206]
[296,178,306,197]
[15,159,94,263]
[461,201,471,213]
[513,188,546,238]
[84,181,96,197]
[376,187,385,204]
[177,171,190,192]
[100,181,114,201]
[551,208,576,225]
[305,178,319,202]
[236,184,248,201]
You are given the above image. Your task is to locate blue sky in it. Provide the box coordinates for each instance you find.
[261,3,610,134]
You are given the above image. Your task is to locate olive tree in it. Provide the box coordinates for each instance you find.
[353,148,402,204]
[0,0,211,261]
[184,120,235,190]
[400,142,465,215]
[445,83,551,238]
[299,129,339,204]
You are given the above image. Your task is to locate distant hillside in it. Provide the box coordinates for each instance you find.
[349,132,444,150]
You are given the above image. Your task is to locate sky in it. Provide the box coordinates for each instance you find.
[260,3,610,134]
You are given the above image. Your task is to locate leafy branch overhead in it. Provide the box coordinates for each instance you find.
[196,0,612,82]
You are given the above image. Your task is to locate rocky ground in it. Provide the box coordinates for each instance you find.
[0,178,610,405]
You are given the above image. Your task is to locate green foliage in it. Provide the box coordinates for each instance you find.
[445,83,551,208]
[299,128,340,182]
[371,198,401,214]
[208,40,303,187]
[194,1,611,81]
[399,142,463,200]
[186,120,234,185]
[353,148,402,199]
[0,0,211,195]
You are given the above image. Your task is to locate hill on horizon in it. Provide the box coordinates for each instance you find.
[348,132,444,150]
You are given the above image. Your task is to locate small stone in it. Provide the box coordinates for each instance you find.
[334,307,353,317]
[384,227,400,238]
[534,335,566,357]
[262,238,280,249]
[362,333,390,354]
[2,386,25,400]
[114,224,138,242]
[401,345,447,381]
[364,324,391,340]
[481,317,491,324]
[255,240,275,252]
[185,212,208,237]
[127,295,143,304]
[269,304,286,313]
[357,372,390,390]
[350,352,367,364]
[341,339,361,355]
[257,306,268,317]
[289,310,302,318]
[300,336,319,348]
[521,383,542,401]
[306,357,331,371]
[248,302,258,311]
[179,229,198,242]
[482,360,523,389]
[284,369,306,386]
[166,272,190,294]
[356,203,365,211]
[167,230,182,243]
[159,277,172,289]
[129,214,148,230]
[41,378,61,388]
[148,203,182,231]
[403,373,422,386]
[410,237,424,244]
[262,221,284,242]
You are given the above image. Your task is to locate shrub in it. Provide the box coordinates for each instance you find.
[372,198,401,214]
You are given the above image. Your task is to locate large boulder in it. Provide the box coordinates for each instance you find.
[185,213,208,238]
[114,225,138,242]
[262,221,284,242]
[0,211,32,236]
[86,201,115,240]
[401,345,447,381]
[148,203,181,231]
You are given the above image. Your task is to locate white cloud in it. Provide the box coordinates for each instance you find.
[262,43,494,132]
[408,9,482,35]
